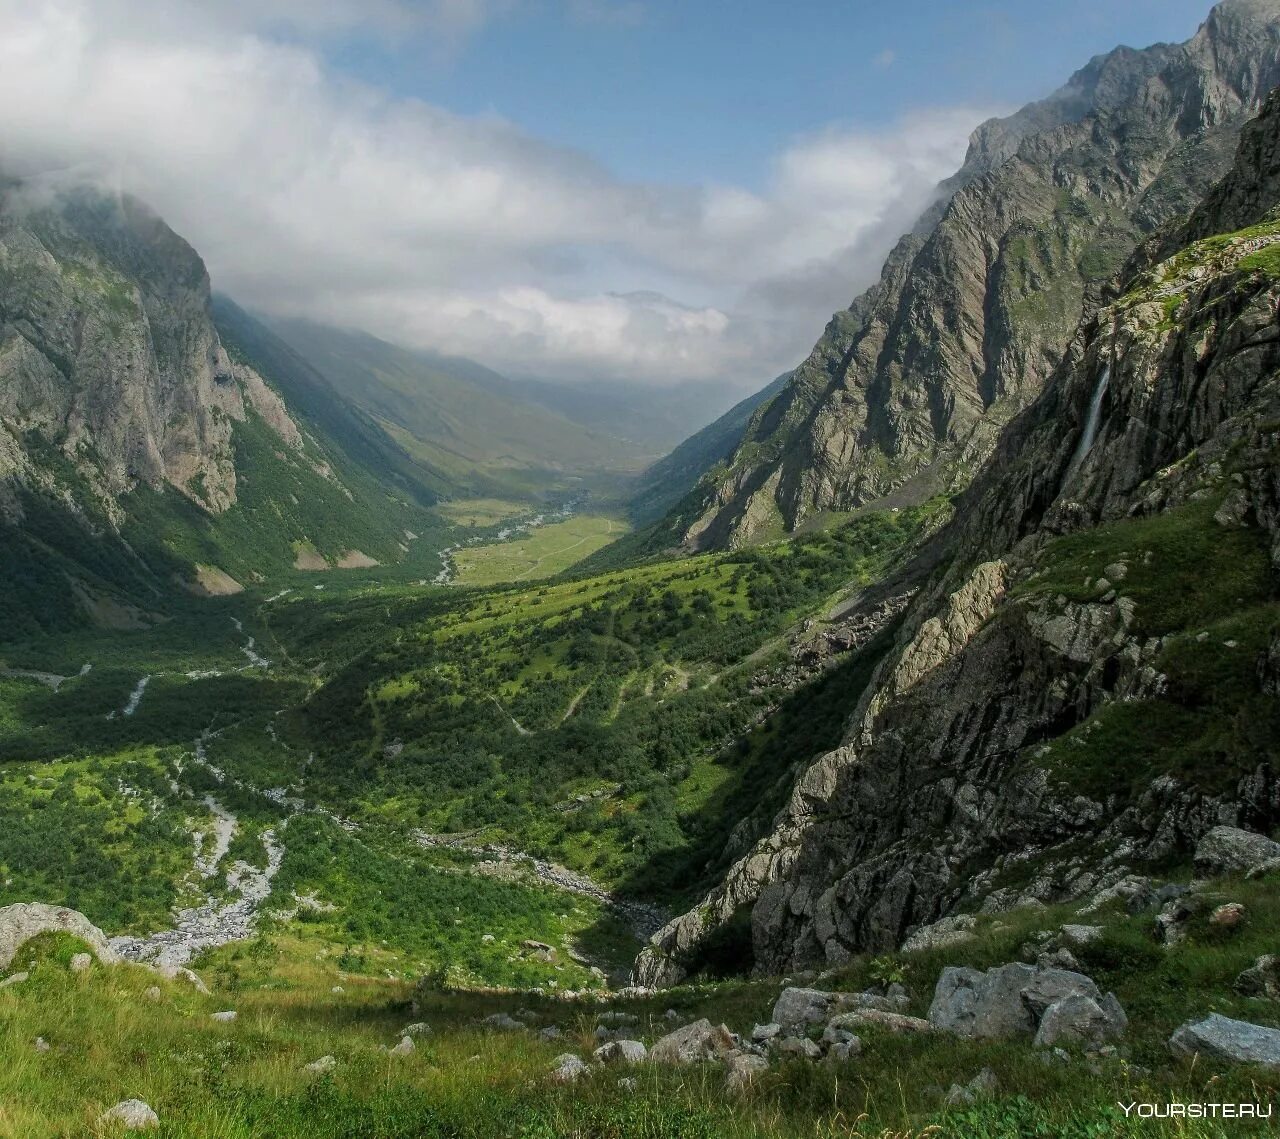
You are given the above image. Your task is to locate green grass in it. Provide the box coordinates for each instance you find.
[1013,497,1280,799]
[452,515,630,586]
[2,872,1279,1137]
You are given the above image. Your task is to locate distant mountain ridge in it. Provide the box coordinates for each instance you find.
[665,0,1280,551]
[266,319,655,499]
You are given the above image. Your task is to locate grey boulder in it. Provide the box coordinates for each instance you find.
[1169,1014,1280,1070]
[594,1039,647,1065]
[1193,827,1280,876]
[649,1018,736,1065]
[97,1100,159,1131]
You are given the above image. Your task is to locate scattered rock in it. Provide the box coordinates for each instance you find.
[594,1039,647,1065]
[97,1100,159,1131]
[1193,827,1280,877]
[210,1010,237,1023]
[944,1083,974,1107]
[70,953,93,973]
[1033,993,1127,1049]
[1155,895,1198,945]
[777,1036,822,1060]
[34,1036,50,1053]
[331,986,344,994]
[901,914,978,953]
[649,1018,736,1065]
[304,1055,337,1074]
[724,1052,769,1093]
[0,971,29,989]
[929,963,1122,1041]
[155,965,211,994]
[144,986,163,1002]
[550,1053,589,1083]
[0,902,118,970]
[481,1012,523,1031]
[403,1022,431,1037]
[1058,925,1103,947]
[538,1025,563,1042]
[833,1008,933,1035]
[1210,902,1246,928]
[1169,1013,1280,1070]
[751,1022,782,1043]
[825,1038,862,1062]
[1235,955,1280,1000]
[771,987,840,1030]
[389,1036,415,1057]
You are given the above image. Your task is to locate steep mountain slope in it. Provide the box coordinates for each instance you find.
[628,373,792,526]
[0,181,448,634]
[669,0,1280,551]
[635,81,1280,987]
[267,319,652,498]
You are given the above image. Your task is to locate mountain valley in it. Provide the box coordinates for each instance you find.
[3,2,1280,1136]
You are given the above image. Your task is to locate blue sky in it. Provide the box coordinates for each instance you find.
[0,0,1225,391]
[333,1,1212,187]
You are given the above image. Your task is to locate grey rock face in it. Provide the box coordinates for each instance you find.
[1193,826,1280,875]
[304,1055,337,1074]
[0,902,118,970]
[69,953,93,973]
[389,1036,414,1057]
[672,0,1280,553]
[1169,1013,1280,1069]
[210,1011,237,1023]
[634,77,1280,983]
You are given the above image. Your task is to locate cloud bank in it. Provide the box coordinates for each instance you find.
[0,0,991,389]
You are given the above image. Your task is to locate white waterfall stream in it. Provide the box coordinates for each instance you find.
[1065,364,1110,483]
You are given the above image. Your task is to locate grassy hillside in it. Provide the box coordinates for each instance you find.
[267,319,654,500]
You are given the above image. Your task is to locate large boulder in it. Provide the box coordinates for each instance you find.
[928,963,1123,1042]
[0,903,118,970]
[1032,993,1127,1048]
[649,1018,736,1065]
[1169,1014,1280,1070]
[1193,827,1280,876]
[771,987,839,1030]
[770,986,895,1031]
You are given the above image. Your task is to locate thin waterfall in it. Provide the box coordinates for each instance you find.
[1065,364,1110,483]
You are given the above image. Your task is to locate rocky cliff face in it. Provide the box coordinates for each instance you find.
[670,0,1280,552]
[635,80,1280,989]
[0,179,307,524]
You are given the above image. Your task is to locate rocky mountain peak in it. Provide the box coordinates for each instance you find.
[663,0,1280,554]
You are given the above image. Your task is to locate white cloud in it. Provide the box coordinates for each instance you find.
[0,0,989,387]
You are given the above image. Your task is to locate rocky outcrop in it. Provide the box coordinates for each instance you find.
[0,902,118,969]
[0,182,305,521]
[671,0,1280,551]
[635,72,1280,988]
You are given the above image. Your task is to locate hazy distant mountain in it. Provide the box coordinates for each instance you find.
[266,320,654,498]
